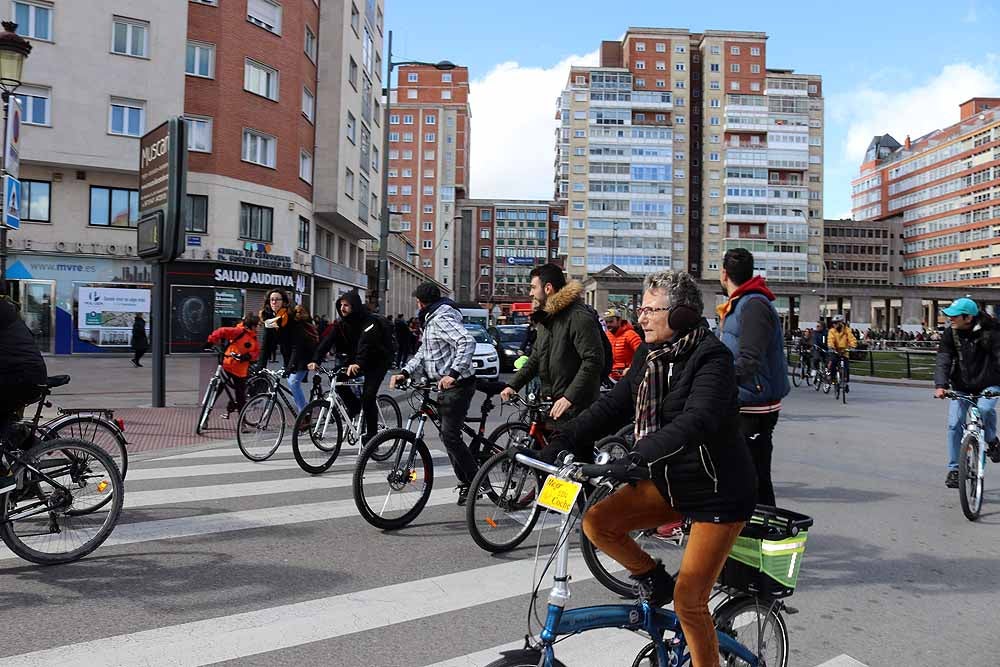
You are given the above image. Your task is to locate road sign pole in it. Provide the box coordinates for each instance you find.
[151,262,166,406]
[0,92,8,297]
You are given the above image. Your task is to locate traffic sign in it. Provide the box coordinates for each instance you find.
[138,118,187,263]
[4,175,19,230]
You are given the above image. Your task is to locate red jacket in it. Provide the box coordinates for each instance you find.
[606,321,642,373]
[207,324,259,378]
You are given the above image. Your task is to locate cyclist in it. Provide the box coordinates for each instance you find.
[310,290,393,442]
[389,282,479,505]
[826,314,857,383]
[604,308,642,380]
[933,297,1000,488]
[206,313,261,417]
[529,270,756,667]
[258,290,317,414]
[811,318,828,381]
[797,328,814,376]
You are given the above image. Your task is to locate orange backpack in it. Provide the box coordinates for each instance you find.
[222,326,259,378]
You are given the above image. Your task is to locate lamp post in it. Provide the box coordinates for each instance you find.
[0,21,31,297]
[376,29,454,313]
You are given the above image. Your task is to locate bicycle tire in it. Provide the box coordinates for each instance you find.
[246,373,272,399]
[791,362,801,387]
[292,398,344,474]
[0,438,124,565]
[959,433,983,521]
[465,448,544,553]
[834,380,841,400]
[580,484,687,597]
[368,394,403,461]
[236,393,285,462]
[713,595,789,667]
[44,415,129,480]
[486,421,537,454]
[822,376,832,394]
[196,377,220,435]
[484,650,568,667]
[353,428,433,530]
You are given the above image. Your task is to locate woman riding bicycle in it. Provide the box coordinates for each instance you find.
[206,313,261,416]
[529,270,757,667]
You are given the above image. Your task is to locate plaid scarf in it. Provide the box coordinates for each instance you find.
[634,326,709,443]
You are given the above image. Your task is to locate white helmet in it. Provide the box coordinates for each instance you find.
[832,314,845,323]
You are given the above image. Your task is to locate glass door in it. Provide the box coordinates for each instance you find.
[13,280,56,353]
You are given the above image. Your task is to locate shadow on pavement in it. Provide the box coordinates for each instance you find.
[775,481,897,504]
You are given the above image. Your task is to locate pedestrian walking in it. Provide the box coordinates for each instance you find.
[394,313,412,368]
[130,314,148,367]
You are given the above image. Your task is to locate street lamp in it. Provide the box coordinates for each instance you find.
[376,28,455,313]
[0,21,31,298]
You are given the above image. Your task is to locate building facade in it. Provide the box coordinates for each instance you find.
[822,217,903,286]
[554,27,824,284]
[386,63,471,291]
[852,98,1000,288]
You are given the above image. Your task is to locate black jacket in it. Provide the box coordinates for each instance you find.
[131,318,148,352]
[934,317,1000,392]
[0,298,47,390]
[549,330,757,523]
[314,291,392,372]
[284,317,317,373]
[259,307,292,366]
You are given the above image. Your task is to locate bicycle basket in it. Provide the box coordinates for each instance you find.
[718,505,813,599]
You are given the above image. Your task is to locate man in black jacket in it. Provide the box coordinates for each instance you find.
[934,297,1000,488]
[310,290,392,440]
[394,313,411,368]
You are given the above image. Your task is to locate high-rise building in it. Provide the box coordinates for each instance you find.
[554,27,824,283]
[386,64,471,291]
[852,98,1000,287]
[822,218,903,286]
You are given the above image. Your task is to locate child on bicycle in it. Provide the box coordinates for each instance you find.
[207,314,261,417]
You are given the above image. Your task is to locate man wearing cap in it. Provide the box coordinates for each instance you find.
[934,297,1000,488]
[604,308,643,380]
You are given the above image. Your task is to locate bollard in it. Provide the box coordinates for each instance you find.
[869,350,875,376]
[905,351,912,379]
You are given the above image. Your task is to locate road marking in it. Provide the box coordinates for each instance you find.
[422,630,648,667]
[813,656,869,667]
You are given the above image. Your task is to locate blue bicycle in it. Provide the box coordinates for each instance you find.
[486,451,813,667]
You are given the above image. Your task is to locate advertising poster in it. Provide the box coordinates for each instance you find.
[214,288,244,329]
[77,286,151,347]
[170,286,214,352]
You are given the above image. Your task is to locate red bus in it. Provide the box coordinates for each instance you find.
[510,302,533,324]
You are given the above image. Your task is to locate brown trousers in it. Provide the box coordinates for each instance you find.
[582,480,744,667]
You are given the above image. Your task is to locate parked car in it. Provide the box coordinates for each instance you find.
[489,324,529,372]
[463,324,500,380]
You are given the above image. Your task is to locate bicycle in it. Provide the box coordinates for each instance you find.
[944,389,1000,521]
[352,377,511,530]
[235,368,323,462]
[790,349,813,388]
[484,450,812,667]
[291,365,401,474]
[196,347,266,434]
[827,352,851,404]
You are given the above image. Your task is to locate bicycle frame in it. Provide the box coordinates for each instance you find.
[312,370,368,450]
[402,386,499,460]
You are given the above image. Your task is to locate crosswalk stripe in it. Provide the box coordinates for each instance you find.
[0,552,596,666]
[813,656,870,667]
[422,631,649,667]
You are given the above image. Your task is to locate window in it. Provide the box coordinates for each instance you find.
[423,185,434,195]
[387,185,397,195]
[388,131,399,142]
[407,89,417,99]
[299,150,313,183]
[750,47,760,56]
[242,129,276,167]
[575,75,586,85]
[423,240,433,249]
[402,114,413,124]
[298,217,310,251]
[186,41,214,77]
[108,98,144,136]
[20,179,49,222]
[112,17,148,57]
[401,168,412,177]
[424,150,435,160]
[402,132,413,142]
[442,72,452,83]
[389,114,400,124]
[480,247,490,258]
[12,1,51,40]
[425,114,436,124]
[14,85,49,125]
[423,221,433,231]
[656,42,666,52]
[635,60,645,70]
[304,25,317,61]
[185,116,212,152]
[350,2,359,33]
[423,204,433,213]
[750,81,760,92]
[346,112,356,143]
[635,78,645,88]
[730,63,740,73]
[402,150,413,160]
[709,80,720,90]
[709,152,720,161]
[656,80,665,88]
[400,185,412,195]
[302,86,315,121]
[89,186,139,227]
[710,45,720,55]
[750,63,760,74]
[656,61,666,71]
[480,228,490,239]
[348,57,358,89]
[675,80,685,88]
[169,192,206,238]
[636,41,646,51]
[247,0,281,34]
[675,63,685,71]
[710,63,720,72]
[425,132,436,142]
[239,202,274,241]
[245,59,278,100]
[372,145,379,172]
[345,168,354,198]
[408,72,418,83]
[730,81,740,90]
[441,90,452,100]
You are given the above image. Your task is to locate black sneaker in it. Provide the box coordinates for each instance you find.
[988,440,1000,464]
[456,484,471,506]
[945,470,960,488]
[630,560,675,607]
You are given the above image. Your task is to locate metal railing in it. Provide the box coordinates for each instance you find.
[786,345,936,381]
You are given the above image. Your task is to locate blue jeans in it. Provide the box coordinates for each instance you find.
[947,386,1000,470]
[287,371,308,412]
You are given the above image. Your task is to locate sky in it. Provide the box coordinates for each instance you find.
[384,0,1000,219]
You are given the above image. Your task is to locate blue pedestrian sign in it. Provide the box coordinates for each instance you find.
[4,175,20,230]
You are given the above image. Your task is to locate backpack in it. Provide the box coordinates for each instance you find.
[368,313,395,354]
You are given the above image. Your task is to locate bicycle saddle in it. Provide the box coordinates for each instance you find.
[45,375,71,389]
[475,379,507,397]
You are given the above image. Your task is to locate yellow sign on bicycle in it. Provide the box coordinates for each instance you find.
[537,476,583,515]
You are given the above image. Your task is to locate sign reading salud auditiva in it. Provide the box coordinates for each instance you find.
[213,267,295,288]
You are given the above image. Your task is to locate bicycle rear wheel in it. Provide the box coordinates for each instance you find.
[236,394,285,462]
[367,394,403,461]
[45,415,129,480]
[353,429,433,530]
[714,596,788,667]
[959,433,984,521]
[791,361,801,387]
[0,438,124,565]
[196,377,220,435]
[292,398,344,474]
[580,484,686,597]
[466,448,544,553]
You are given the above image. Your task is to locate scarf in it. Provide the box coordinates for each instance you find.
[634,325,709,442]
[715,275,776,328]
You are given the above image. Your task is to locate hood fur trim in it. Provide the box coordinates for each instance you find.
[530,280,583,324]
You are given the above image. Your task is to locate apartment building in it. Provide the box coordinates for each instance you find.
[554,27,824,284]
[852,98,1000,288]
[386,63,470,291]
[822,217,903,286]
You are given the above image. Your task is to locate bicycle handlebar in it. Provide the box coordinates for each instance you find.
[512,450,650,483]
[943,389,1000,400]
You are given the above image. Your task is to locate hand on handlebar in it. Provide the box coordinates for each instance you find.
[389,374,407,390]
[307,362,318,371]
[934,388,947,400]
[500,386,517,402]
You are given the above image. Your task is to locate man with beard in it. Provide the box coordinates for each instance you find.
[310,290,393,442]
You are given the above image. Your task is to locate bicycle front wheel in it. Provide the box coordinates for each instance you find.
[0,438,124,565]
[367,394,403,461]
[714,595,788,667]
[292,398,344,474]
[959,433,984,521]
[791,362,801,387]
[466,448,543,553]
[353,429,433,530]
[237,394,285,462]
[196,377,220,435]
[45,415,129,480]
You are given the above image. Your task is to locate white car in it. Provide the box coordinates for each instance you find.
[464,324,500,380]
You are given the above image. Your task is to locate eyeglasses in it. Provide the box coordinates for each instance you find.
[636,306,670,317]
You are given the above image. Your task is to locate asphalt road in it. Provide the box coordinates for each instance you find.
[2,378,996,666]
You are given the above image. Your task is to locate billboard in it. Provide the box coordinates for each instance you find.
[77,286,151,347]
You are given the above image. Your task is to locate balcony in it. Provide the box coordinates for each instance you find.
[724,117,769,132]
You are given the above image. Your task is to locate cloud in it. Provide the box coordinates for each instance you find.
[468,50,599,200]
